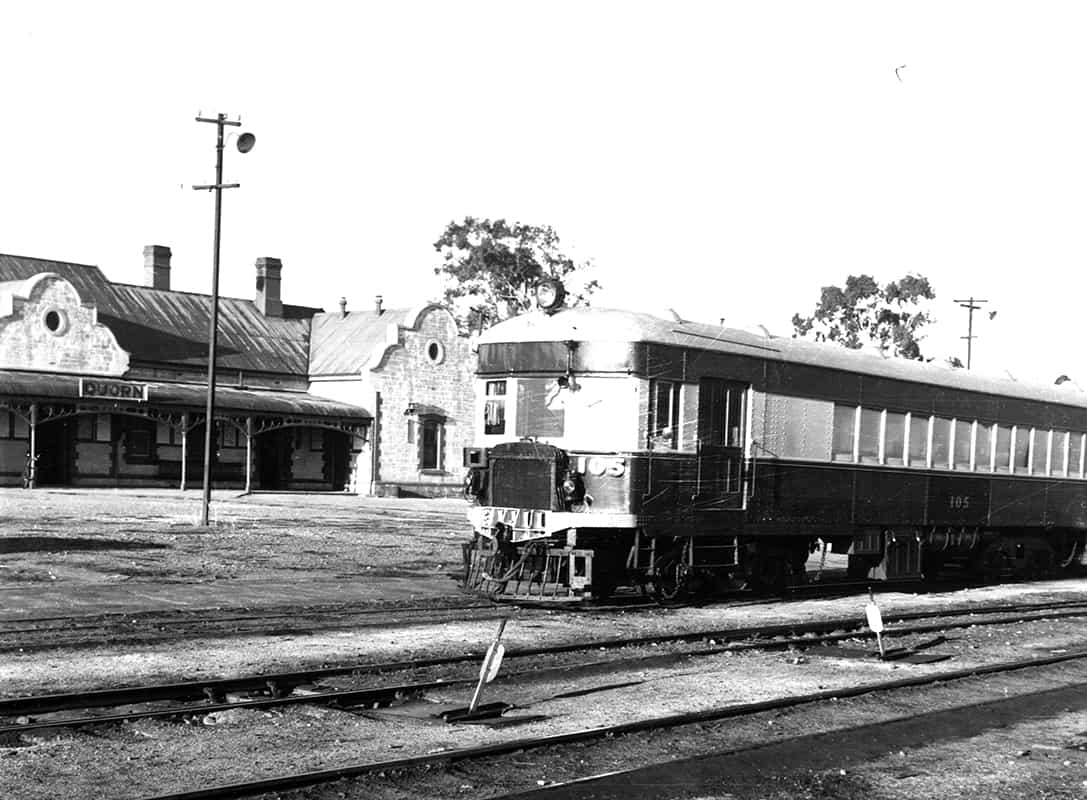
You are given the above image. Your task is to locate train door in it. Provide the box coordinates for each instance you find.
[696,378,746,508]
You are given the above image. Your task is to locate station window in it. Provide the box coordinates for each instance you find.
[123,416,156,462]
[484,380,506,435]
[832,405,856,462]
[649,380,680,450]
[952,419,972,471]
[419,417,444,470]
[974,423,994,472]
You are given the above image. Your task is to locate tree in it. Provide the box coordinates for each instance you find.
[791,273,935,360]
[433,217,601,332]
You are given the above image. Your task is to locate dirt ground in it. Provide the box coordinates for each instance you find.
[2,488,1087,800]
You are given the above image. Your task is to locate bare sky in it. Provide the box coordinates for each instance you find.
[2,2,1084,383]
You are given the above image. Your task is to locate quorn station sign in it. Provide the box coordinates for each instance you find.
[78,378,149,402]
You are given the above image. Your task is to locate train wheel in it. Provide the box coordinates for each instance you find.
[653,558,691,602]
[651,540,692,602]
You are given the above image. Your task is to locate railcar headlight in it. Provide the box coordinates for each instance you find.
[535,278,567,313]
[560,472,584,504]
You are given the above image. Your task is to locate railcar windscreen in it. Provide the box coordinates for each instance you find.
[478,375,640,451]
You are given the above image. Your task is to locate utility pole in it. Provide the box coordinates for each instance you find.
[954,297,989,370]
[193,114,255,526]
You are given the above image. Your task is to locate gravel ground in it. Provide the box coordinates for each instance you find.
[2,488,1087,800]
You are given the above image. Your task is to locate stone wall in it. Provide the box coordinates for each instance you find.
[371,307,475,496]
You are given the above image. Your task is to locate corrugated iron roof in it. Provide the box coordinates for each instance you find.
[308,307,413,376]
[0,253,320,375]
[0,369,370,420]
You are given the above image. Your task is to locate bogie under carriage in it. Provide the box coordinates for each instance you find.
[462,282,1087,601]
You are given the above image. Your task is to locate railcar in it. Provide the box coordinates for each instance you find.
[462,279,1087,600]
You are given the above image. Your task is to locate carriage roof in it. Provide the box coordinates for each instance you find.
[478,306,1087,410]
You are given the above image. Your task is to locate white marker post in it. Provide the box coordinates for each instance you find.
[468,618,507,714]
[866,587,886,659]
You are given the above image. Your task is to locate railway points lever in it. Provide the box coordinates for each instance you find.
[866,588,886,659]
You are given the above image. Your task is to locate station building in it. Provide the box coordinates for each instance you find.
[0,246,474,496]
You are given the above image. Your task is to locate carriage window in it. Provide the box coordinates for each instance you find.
[1052,431,1069,477]
[649,380,680,450]
[725,386,744,448]
[884,412,906,466]
[1031,429,1050,476]
[832,405,856,462]
[484,380,507,435]
[953,419,972,471]
[932,417,953,470]
[1012,427,1030,473]
[907,414,928,467]
[857,408,880,464]
[515,378,565,438]
[995,425,1012,473]
[1070,433,1085,478]
[974,423,993,472]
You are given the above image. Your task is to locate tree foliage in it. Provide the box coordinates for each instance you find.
[433,217,601,332]
[791,273,935,360]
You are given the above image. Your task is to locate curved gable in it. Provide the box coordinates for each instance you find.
[0,273,129,375]
[364,304,458,373]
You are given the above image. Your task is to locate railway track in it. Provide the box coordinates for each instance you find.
[1,569,1068,653]
[0,598,505,653]
[5,597,1086,730]
[135,649,1087,800]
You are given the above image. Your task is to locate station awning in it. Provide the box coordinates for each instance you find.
[0,370,371,422]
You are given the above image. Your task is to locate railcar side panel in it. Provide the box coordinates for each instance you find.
[854,469,930,525]
[926,475,991,526]
[749,461,853,526]
[988,478,1050,527]
[1045,483,1087,528]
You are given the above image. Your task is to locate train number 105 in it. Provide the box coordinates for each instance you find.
[948,495,971,510]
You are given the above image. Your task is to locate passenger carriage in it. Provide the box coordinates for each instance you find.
[462,280,1087,600]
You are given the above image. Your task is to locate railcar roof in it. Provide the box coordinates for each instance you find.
[479,306,1087,409]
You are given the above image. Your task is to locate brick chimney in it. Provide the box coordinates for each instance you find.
[143,245,171,290]
[375,295,383,316]
[339,297,347,318]
[255,257,282,317]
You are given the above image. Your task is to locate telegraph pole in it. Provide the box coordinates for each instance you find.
[193,114,254,526]
[954,297,989,370]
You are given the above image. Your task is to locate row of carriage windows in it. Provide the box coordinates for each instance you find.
[832,404,1087,478]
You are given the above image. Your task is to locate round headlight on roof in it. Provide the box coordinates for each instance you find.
[535,278,567,313]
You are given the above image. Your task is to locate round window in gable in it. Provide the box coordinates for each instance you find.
[426,340,445,365]
[42,308,69,336]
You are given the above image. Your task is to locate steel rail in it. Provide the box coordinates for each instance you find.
[4,597,1086,716]
[138,649,1087,800]
[4,603,1086,732]
[0,599,501,635]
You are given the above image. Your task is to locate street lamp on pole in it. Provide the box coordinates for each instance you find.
[193,113,255,526]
